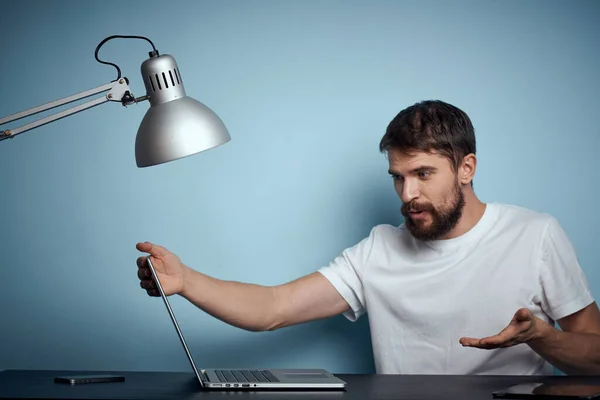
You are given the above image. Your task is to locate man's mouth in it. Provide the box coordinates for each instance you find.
[408,210,428,219]
[402,204,432,219]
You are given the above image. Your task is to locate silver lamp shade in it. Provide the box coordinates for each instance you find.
[135,54,230,168]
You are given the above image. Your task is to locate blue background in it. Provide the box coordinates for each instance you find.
[0,0,598,374]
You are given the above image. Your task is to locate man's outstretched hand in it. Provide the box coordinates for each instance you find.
[460,308,550,349]
[136,241,188,297]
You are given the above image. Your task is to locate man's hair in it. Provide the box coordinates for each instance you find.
[379,100,476,174]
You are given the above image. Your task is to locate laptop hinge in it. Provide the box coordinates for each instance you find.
[200,369,210,383]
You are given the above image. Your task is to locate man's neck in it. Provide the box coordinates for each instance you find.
[441,191,486,240]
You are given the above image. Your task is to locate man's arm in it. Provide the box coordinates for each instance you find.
[180,268,350,332]
[460,302,600,375]
[528,302,600,375]
[460,216,600,374]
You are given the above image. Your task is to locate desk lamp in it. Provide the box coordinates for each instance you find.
[0,35,230,167]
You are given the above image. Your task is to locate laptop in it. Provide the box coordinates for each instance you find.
[145,256,347,390]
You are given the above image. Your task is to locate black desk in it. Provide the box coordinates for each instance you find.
[1,369,600,400]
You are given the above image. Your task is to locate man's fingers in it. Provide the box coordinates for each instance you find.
[460,336,506,349]
[461,328,524,349]
[460,325,518,346]
[479,334,509,346]
[459,337,479,346]
[463,335,503,346]
[479,328,518,346]
[136,248,161,298]
[459,336,501,346]
[139,278,159,297]
[138,268,151,280]
[140,279,156,290]
[460,337,500,349]
[136,241,169,257]
[484,323,523,343]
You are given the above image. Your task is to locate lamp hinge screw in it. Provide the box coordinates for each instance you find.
[107,93,113,99]
[5,130,11,136]
[119,79,124,84]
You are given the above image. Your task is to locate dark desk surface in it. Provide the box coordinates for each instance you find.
[2,369,600,400]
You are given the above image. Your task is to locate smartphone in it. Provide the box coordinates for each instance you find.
[492,382,600,400]
[54,374,125,384]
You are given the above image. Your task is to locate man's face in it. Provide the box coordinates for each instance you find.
[387,148,465,241]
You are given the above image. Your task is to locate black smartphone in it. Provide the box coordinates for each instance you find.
[54,374,125,385]
[493,382,600,400]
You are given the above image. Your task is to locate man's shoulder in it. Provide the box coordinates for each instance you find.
[489,203,560,239]
[491,202,556,230]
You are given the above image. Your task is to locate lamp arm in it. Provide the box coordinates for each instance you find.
[0,78,139,141]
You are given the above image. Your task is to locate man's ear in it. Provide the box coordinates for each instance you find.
[459,154,477,185]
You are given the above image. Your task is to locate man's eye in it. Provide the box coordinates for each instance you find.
[418,171,431,179]
[391,174,403,181]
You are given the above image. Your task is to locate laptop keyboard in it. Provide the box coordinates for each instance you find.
[215,370,280,383]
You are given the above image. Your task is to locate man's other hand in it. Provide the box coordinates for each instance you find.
[459,308,550,349]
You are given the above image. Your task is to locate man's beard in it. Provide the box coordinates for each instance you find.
[401,182,465,241]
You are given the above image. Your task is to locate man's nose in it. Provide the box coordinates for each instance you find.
[401,180,419,204]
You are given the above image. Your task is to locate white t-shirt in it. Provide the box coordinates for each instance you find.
[318,202,594,375]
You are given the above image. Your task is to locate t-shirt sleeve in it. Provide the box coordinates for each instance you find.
[317,227,378,322]
[538,216,595,321]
